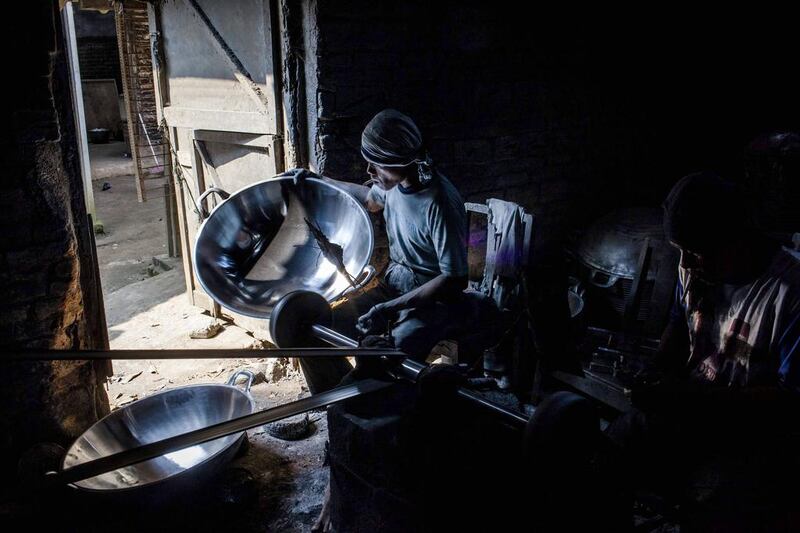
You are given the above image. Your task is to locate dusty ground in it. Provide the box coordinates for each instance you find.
[92,173,171,295]
[92,168,332,532]
[89,141,134,181]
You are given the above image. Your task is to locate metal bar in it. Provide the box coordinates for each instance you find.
[624,237,651,329]
[550,370,630,413]
[47,379,392,487]
[456,389,528,428]
[389,359,528,428]
[3,347,405,361]
[311,324,359,349]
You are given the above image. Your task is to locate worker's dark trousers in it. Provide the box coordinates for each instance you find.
[297,285,392,394]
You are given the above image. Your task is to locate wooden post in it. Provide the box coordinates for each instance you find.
[115,2,146,201]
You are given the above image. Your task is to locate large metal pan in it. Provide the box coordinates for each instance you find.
[193,176,375,324]
[62,370,255,495]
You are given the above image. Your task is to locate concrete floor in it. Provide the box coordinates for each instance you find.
[93,173,171,295]
[89,141,135,181]
[91,169,330,531]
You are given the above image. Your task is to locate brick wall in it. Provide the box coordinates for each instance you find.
[75,8,121,90]
[77,37,122,90]
[0,2,109,483]
[304,1,798,256]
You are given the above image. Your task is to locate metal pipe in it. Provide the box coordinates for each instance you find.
[456,389,529,428]
[389,358,528,428]
[47,378,392,488]
[311,324,359,349]
[3,347,404,361]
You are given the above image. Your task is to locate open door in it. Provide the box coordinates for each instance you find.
[148,0,286,327]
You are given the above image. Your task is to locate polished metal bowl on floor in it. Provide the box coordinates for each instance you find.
[62,371,255,492]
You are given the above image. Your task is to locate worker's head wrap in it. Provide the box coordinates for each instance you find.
[662,172,752,252]
[361,109,435,184]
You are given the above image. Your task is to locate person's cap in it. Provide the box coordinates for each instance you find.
[662,172,751,252]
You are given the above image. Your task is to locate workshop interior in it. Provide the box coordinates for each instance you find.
[2,1,800,532]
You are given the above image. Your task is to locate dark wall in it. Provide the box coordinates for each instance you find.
[75,9,121,91]
[307,2,799,253]
[1,2,109,485]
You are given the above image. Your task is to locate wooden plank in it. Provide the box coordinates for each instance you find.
[163,107,271,134]
[163,183,174,257]
[193,129,274,148]
[168,127,196,305]
[63,4,96,221]
[464,202,489,215]
[193,138,221,188]
[192,289,219,314]
[189,130,220,317]
[168,176,181,258]
[116,3,146,202]
[182,0,272,117]
[189,131,207,213]
[148,3,168,119]
[263,0,282,138]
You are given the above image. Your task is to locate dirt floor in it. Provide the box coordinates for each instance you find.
[89,141,134,181]
[91,167,332,531]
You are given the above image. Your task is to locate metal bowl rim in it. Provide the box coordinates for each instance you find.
[62,382,255,493]
[193,175,375,319]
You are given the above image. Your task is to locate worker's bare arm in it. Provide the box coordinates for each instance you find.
[356,274,467,334]
[285,168,381,212]
[382,273,467,313]
[318,176,383,212]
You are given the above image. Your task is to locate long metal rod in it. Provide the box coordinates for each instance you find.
[390,358,528,428]
[312,324,359,348]
[456,389,529,427]
[47,379,392,488]
[3,347,405,361]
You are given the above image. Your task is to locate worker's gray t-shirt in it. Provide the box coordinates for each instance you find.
[367,172,468,293]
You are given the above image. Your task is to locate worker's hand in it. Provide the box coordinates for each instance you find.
[356,303,390,335]
[281,167,316,187]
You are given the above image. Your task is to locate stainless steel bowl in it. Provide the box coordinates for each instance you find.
[194,176,375,320]
[62,371,255,492]
[573,207,664,287]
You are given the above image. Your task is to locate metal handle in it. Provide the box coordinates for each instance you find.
[342,265,377,296]
[568,276,585,297]
[196,187,231,219]
[227,370,255,393]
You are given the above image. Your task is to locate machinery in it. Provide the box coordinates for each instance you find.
[20,288,528,490]
[17,173,529,491]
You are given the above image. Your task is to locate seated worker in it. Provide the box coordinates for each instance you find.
[658,171,800,390]
[293,109,499,394]
[606,172,800,528]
